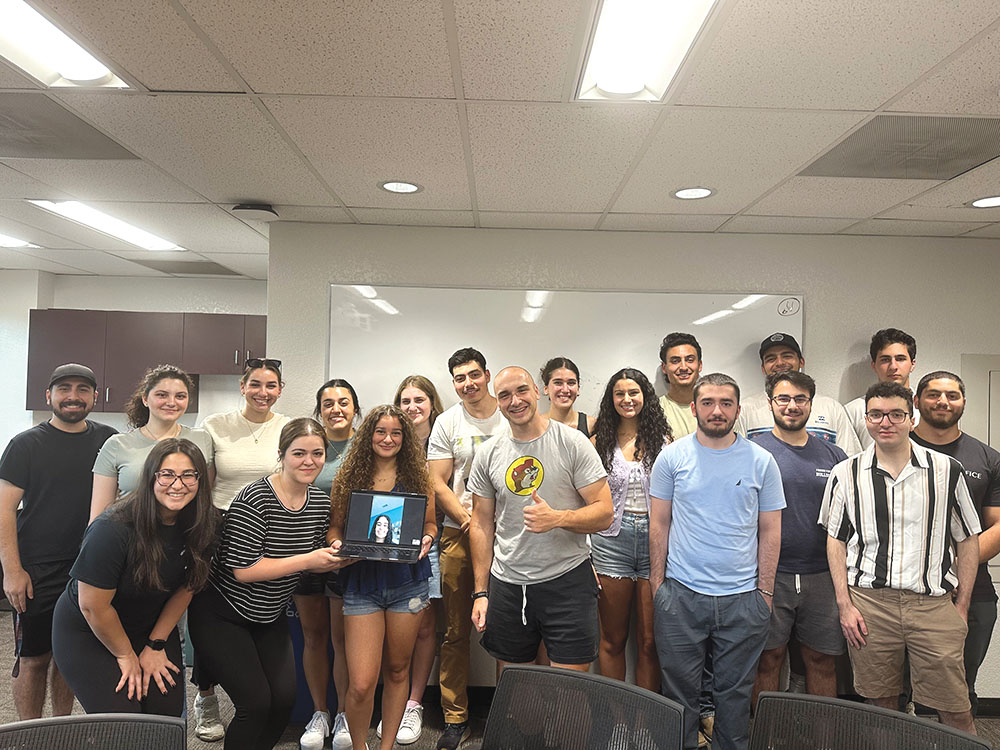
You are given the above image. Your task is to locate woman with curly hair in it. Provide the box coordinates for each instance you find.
[53,438,219,715]
[90,364,212,521]
[591,368,671,691]
[329,405,436,750]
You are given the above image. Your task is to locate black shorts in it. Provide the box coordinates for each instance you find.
[294,572,329,596]
[481,559,599,665]
[13,560,73,658]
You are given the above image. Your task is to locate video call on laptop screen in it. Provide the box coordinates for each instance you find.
[346,491,426,547]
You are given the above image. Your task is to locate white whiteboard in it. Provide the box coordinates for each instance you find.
[327,287,803,415]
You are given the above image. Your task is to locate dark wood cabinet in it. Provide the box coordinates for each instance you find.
[103,312,185,413]
[26,309,108,411]
[244,315,267,362]
[181,313,268,375]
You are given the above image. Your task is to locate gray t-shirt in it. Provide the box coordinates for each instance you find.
[467,419,607,585]
[92,426,214,498]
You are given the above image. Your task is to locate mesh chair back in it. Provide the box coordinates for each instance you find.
[751,692,991,750]
[0,713,186,750]
[481,665,683,750]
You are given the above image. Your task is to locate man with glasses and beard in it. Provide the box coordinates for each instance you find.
[821,381,981,734]
[0,364,116,719]
[911,371,1000,717]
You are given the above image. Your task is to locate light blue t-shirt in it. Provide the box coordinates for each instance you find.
[649,433,785,596]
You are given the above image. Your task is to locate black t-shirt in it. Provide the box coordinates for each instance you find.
[911,431,1000,602]
[67,514,188,635]
[0,420,117,566]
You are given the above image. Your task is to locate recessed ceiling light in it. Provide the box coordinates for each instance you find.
[673,187,714,200]
[577,0,719,101]
[971,195,1000,208]
[380,181,421,194]
[0,232,37,248]
[0,0,128,87]
[28,200,183,251]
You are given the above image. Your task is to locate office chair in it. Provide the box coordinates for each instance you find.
[0,712,186,749]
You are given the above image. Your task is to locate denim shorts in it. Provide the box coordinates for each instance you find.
[342,577,430,617]
[591,512,650,580]
[428,540,442,600]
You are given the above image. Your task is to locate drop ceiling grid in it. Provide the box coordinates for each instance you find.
[965,224,1000,239]
[263,97,472,210]
[896,155,1000,209]
[351,208,474,227]
[0,211,94,249]
[0,247,89,274]
[479,211,601,230]
[0,163,71,200]
[36,0,239,92]
[612,108,867,214]
[746,177,938,219]
[177,0,455,97]
[52,92,335,206]
[601,214,730,232]
[879,205,1000,223]
[0,62,38,90]
[199,252,268,280]
[17,247,174,276]
[0,199,141,252]
[719,216,858,235]
[466,102,661,213]
[841,218,991,237]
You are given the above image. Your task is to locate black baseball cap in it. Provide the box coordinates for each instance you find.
[758,333,803,361]
[48,363,97,389]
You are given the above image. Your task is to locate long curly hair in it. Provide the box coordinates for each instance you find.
[593,368,672,473]
[111,438,219,591]
[331,404,430,528]
[124,365,195,428]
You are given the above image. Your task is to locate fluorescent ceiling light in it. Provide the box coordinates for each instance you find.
[524,290,550,308]
[673,187,714,200]
[351,285,378,299]
[0,0,127,87]
[0,232,37,248]
[370,298,400,315]
[28,201,182,251]
[521,306,544,324]
[578,0,718,101]
[380,181,421,194]
[692,309,735,326]
[732,294,767,310]
[971,195,1000,208]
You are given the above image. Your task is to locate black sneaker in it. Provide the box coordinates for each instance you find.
[437,721,471,750]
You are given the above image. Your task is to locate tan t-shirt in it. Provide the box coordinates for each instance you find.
[201,410,291,510]
[659,394,696,438]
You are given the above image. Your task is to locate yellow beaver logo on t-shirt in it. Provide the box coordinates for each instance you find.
[504,456,543,496]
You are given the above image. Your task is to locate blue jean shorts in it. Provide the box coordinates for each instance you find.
[428,540,442,600]
[591,512,650,580]
[342,577,430,617]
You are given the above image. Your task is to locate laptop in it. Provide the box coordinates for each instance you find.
[339,489,427,563]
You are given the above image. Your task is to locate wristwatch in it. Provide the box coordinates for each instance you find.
[146,638,167,651]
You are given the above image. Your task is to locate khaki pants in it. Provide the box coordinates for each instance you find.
[439,526,474,724]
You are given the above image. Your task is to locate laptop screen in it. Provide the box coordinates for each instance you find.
[345,490,427,548]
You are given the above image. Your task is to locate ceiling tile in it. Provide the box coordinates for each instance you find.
[878,204,1000,223]
[0,164,71,200]
[0,61,39,89]
[676,1,999,110]
[54,92,333,205]
[600,214,729,232]
[614,108,866,214]
[0,247,88,273]
[110,249,206,262]
[180,0,453,97]
[468,102,660,212]
[270,206,352,223]
[86,202,269,254]
[746,177,936,219]
[200,252,268,280]
[841,218,990,237]
[39,0,239,92]
[888,26,1000,116]
[0,92,135,159]
[719,216,858,234]
[1,159,203,202]
[479,212,600,230]
[0,212,89,249]
[0,199,138,252]
[265,97,469,209]
[455,0,584,101]
[352,209,474,227]
[898,155,1000,210]
[17,248,169,275]
[964,223,1000,239]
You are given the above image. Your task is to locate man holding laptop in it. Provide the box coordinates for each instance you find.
[468,366,613,672]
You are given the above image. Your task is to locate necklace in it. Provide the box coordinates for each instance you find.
[242,413,267,444]
[141,423,180,441]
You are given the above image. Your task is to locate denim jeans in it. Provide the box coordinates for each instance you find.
[653,579,770,750]
[965,598,998,716]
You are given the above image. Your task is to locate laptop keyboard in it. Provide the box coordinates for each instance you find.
[342,543,417,561]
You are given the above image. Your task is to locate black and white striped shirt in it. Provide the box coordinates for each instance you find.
[819,440,980,596]
[210,477,330,623]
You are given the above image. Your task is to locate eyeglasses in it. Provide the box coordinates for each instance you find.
[865,410,910,424]
[770,395,811,407]
[245,358,281,371]
[154,470,200,487]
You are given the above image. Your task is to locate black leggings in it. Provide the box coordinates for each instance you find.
[51,592,184,716]
[188,587,296,750]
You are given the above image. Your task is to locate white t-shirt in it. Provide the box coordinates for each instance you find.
[201,410,291,510]
[845,395,920,450]
[658,394,696,438]
[426,402,505,529]
[736,392,861,455]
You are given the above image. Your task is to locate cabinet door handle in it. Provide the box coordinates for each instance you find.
[246,349,251,363]
[105,387,110,403]
[234,349,239,365]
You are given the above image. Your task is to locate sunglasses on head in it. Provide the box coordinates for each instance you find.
[245,358,282,372]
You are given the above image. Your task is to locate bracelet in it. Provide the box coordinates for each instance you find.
[757,587,774,597]
[471,591,489,601]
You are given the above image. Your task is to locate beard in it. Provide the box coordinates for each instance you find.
[773,411,808,433]
[52,401,91,423]
[919,403,963,430]
[697,414,736,438]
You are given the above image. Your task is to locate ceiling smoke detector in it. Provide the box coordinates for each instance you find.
[232,203,280,222]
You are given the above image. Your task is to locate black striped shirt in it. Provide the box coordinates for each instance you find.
[819,440,980,596]
[210,477,330,622]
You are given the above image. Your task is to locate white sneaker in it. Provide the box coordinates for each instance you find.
[376,720,382,739]
[396,704,423,745]
[332,712,353,750]
[300,710,331,750]
[194,693,226,742]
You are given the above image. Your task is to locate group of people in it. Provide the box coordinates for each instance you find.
[0,325,996,750]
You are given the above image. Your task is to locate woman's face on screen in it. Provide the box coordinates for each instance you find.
[374,515,390,541]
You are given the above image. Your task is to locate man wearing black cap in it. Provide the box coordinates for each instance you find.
[0,364,116,719]
[736,333,860,455]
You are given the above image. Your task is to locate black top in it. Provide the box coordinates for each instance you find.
[67,513,188,635]
[911,431,1000,602]
[0,420,116,566]
[576,412,590,437]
